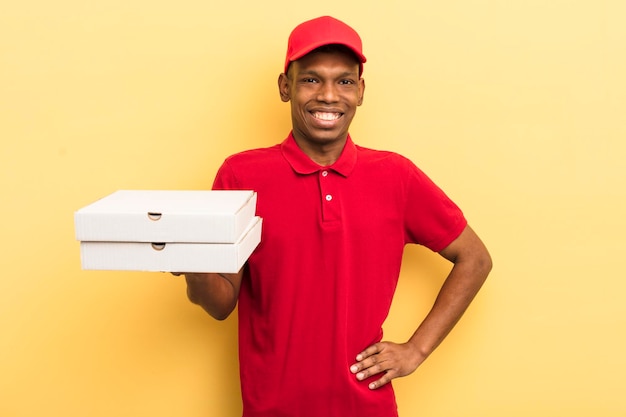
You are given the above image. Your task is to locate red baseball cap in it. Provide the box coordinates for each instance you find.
[284,16,367,74]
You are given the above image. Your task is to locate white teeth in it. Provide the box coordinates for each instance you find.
[313,112,340,121]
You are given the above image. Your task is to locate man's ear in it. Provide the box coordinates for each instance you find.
[357,77,365,106]
[278,73,290,102]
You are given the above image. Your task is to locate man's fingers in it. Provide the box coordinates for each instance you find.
[350,341,414,390]
[351,343,390,380]
[354,361,385,381]
[352,359,395,390]
[351,343,382,375]
[355,342,383,361]
[368,372,393,390]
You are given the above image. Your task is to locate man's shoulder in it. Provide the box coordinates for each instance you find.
[355,144,416,167]
[223,143,282,164]
[213,143,284,189]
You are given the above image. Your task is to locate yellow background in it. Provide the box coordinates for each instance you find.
[1,1,625,416]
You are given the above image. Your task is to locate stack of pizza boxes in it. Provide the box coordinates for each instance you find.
[75,190,262,273]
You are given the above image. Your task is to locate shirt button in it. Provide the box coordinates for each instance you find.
[321,171,328,177]
[325,194,332,201]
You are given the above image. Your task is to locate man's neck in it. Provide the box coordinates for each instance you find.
[292,135,347,167]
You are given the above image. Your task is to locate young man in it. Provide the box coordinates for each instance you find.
[182,16,492,417]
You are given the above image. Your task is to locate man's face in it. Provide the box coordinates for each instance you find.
[278,49,365,149]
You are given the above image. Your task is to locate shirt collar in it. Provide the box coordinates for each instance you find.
[280,132,357,177]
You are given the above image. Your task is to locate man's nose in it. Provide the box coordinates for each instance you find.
[316,82,339,103]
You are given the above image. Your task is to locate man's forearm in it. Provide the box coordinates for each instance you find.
[407,248,492,362]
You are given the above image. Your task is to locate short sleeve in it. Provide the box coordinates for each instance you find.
[212,159,241,190]
[403,160,467,252]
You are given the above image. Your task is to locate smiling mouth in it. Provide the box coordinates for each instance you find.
[312,111,342,121]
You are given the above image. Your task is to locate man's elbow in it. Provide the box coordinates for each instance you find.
[476,249,493,280]
[209,309,234,321]
[198,301,237,321]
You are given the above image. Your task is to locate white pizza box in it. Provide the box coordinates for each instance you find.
[75,190,257,243]
[79,216,262,273]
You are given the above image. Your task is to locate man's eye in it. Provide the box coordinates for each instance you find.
[339,79,354,85]
[303,78,317,83]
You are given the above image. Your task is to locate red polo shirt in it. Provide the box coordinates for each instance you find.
[213,133,466,417]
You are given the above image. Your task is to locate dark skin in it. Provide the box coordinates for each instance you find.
[179,48,493,389]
